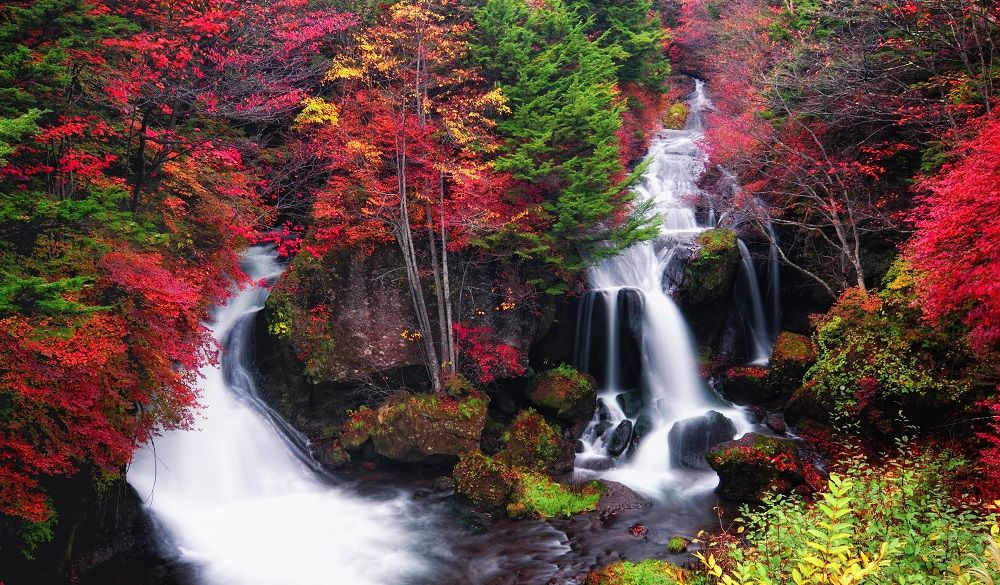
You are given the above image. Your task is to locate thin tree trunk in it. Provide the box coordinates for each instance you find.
[439,171,456,373]
[426,203,449,376]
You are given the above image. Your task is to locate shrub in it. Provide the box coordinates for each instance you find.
[697,448,998,584]
[804,262,977,424]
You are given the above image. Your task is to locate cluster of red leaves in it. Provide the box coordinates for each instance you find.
[453,323,525,384]
[908,113,1000,354]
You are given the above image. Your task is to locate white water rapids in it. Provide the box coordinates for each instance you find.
[575,81,770,499]
[127,247,430,585]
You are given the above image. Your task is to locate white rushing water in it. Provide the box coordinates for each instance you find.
[575,81,764,499]
[127,247,429,585]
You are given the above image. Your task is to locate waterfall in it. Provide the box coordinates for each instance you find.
[127,246,429,585]
[574,81,756,499]
[737,239,773,364]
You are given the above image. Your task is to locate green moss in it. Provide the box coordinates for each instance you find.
[497,410,563,472]
[667,537,688,554]
[695,228,738,259]
[528,364,596,420]
[584,559,685,585]
[507,473,602,519]
[338,405,375,450]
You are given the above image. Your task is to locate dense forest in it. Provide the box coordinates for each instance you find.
[0,0,997,584]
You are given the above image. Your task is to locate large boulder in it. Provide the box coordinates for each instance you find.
[453,451,514,510]
[527,366,597,423]
[607,420,634,456]
[706,433,804,502]
[668,410,737,470]
[767,332,817,398]
[677,229,740,346]
[595,480,652,514]
[496,410,572,474]
[371,391,487,463]
[615,391,643,418]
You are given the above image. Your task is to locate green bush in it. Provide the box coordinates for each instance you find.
[804,261,977,423]
[698,448,997,584]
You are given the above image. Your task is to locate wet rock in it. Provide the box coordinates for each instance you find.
[668,410,737,470]
[433,476,456,493]
[317,443,350,469]
[593,420,614,438]
[597,398,611,422]
[706,432,804,502]
[607,421,634,456]
[615,392,642,418]
[616,289,644,389]
[765,413,787,434]
[632,414,654,443]
[372,391,487,464]
[577,457,615,472]
[677,228,741,346]
[595,480,653,514]
[527,367,597,423]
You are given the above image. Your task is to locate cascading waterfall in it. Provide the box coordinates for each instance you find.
[127,246,429,585]
[574,81,765,499]
[737,239,773,364]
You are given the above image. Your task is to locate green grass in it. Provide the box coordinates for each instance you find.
[508,473,602,518]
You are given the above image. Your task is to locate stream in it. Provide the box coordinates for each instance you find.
[125,81,776,585]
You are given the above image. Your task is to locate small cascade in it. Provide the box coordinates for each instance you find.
[764,220,781,339]
[737,239,773,364]
[127,246,430,585]
[574,81,756,499]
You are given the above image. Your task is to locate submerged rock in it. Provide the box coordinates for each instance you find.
[595,480,652,514]
[607,420,634,456]
[371,391,487,464]
[706,432,804,502]
[668,410,737,470]
[527,366,597,423]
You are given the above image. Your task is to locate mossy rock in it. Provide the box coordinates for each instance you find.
[677,229,740,344]
[783,380,833,424]
[706,432,804,502]
[527,365,597,422]
[496,410,569,473]
[584,559,686,585]
[317,443,350,469]
[453,451,516,510]
[338,405,376,451]
[767,332,817,398]
[722,366,770,403]
[506,473,603,519]
[371,391,488,464]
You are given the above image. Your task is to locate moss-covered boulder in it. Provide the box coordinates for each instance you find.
[337,405,376,452]
[453,451,516,510]
[783,380,833,424]
[371,391,488,463]
[722,365,770,403]
[706,432,804,502]
[677,229,740,345]
[506,473,603,519]
[584,560,686,585]
[527,365,597,423]
[767,332,816,397]
[496,410,570,473]
[454,452,600,519]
